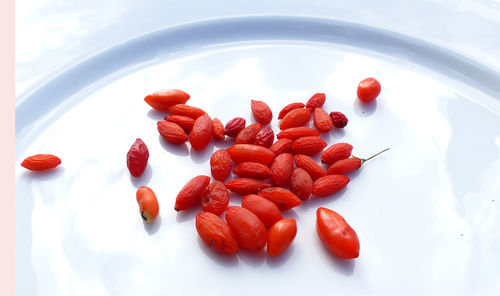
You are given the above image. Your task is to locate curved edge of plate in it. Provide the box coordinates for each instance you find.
[15,15,500,135]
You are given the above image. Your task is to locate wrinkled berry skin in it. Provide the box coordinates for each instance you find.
[330,112,348,128]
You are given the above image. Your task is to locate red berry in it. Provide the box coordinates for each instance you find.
[224,117,246,137]
[329,112,348,128]
[357,77,381,103]
[253,127,274,148]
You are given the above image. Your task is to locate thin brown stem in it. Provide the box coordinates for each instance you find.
[363,148,390,162]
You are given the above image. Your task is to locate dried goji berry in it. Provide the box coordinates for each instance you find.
[279,108,311,130]
[157,121,188,144]
[326,148,389,175]
[329,112,348,128]
[313,108,333,133]
[269,138,293,156]
[278,102,305,119]
[357,77,381,103]
[235,123,262,144]
[305,93,326,109]
[189,114,213,150]
[251,100,273,124]
[21,154,61,171]
[253,127,274,148]
[233,162,272,179]
[267,218,297,257]
[201,181,230,216]
[168,104,206,119]
[210,149,232,181]
[226,144,275,165]
[277,127,320,140]
[225,178,271,195]
[164,115,195,132]
[321,143,353,165]
[270,153,294,187]
[241,194,282,228]
[257,187,301,210]
[326,158,362,175]
[292,136,327,155]
[313,175,349,197]
[224,117,246,137]
[174,175,211,211]
[144,89,190,112]
[316,207,359,259]
[196,212,238,254]
[225,206,267,252]
[127,138,149,177]
[136,186,159,224]
[289,168,313,200]
[212,118,226,140]
[294,154,326,180]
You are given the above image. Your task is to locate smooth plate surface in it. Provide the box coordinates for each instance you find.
[16,17,500,296]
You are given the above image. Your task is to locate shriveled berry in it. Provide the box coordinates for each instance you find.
[305,93,326,109]
[212,118,226,140]
[313,175,350,197]
[357,77,381,103]
[313,108,333,133]
[227,144,275,165]
[224,117,246,137]
[189,114,213,150]
[290,168,313,200]
[168,104,206,119]
[164,115,195,132]
[270,153,294,187]
[241,194,283,228]
[253,127,274,148]
[174,175,211,211]
[321,143,353,165]
[233,162,272,179]
[225,206,267,252]
[279,108,311,130]
[196,212,238,254]
[326,158,362,175]
[257,187,301,210]
[294,154,326,180]
[278,102,305,119]
[269,138,293,156]
[210,149,232,181]
[277,127,320,140]
[127,138,149,177]
[136,186,159,224]
[267,218,297,257]
[157,121,188,144]
[201,181,230,216]
[292,136,327,155]
[144,89,190,112]
[225,178,271,195]
[251,100,273,124]
[329,112,348,128]
[235,123,262,144]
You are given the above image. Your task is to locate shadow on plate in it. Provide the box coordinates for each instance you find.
[22,166,66,181]
[147,109,167,121]
[265,244,295,268]
[130,165,153,188]
[190,142,215,164]
[197,237,239,268]
[353,99,377,117]
[158,136,189,156]
[143,214,162,235]
[237,249,266,267]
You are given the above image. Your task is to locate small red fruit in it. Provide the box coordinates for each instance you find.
[174,175,211,211]
[329,112,348,128]
[270,153,294,187]
[157,121,188,144]
[326,148,389,175]
[212,118,226,140]
[313,175,349,197]
[196,212,238,254]
[233,162,272,179]
[201,181,230,216]
[305,93,326,109]
[168,104,206,119]
[224,117,246,137]
[294,154,326,180]
[251,100,273,124]
[313,108,333,133]
[127,138,149,177]
[241,194,283,228]
[235,123,262,144]
[225,178,271,195]
[136,186,159,224]
[225,206,267,252]
[289,168,313,200]
[226,144,275,165]
[144,89,190,112]
[267,218,297,257]
[257,187,301,210]
[189,114,213,150]
[279,108,311,130]
[269,138,293,156]
[164,115,195,132]
[277,127,320,140]
[253,127,274,148]
[321,143,353,165]
[278,102,305,119]
[357,77,381,103]
[316,207,359,259]
[292,136,327,155]
[210,149,232,181]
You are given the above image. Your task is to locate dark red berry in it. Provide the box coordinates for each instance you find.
[329,112,348,128]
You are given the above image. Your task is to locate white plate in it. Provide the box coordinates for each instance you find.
[16,16,500,296]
